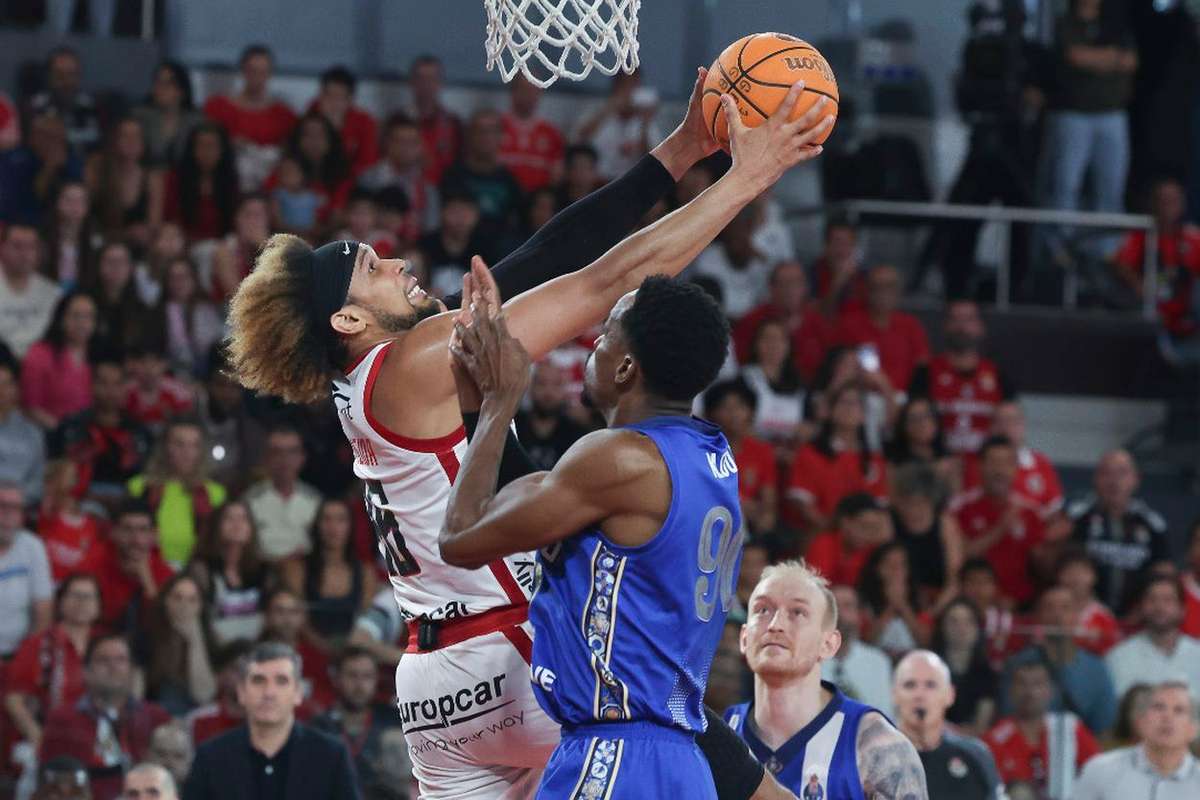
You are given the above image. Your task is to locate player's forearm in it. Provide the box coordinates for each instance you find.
[440,401,517,568]
[584,169,760,302]
[649,125,706,182]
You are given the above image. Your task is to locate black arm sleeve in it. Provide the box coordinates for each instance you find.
[443,153,675,310]
[697,705,767,800]
[461,412,540,489]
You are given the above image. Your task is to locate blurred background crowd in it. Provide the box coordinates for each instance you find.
[0,0,1198,798]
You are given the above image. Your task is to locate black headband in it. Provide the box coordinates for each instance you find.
[300,239,359,346]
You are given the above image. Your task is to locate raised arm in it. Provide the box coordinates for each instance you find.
[501,88,832,362]
[856,712,929,800]
[441,68,720,312]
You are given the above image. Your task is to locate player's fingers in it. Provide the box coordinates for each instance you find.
[470,255,501,316]
[688,67,705,107]
[792,113,835,148]
[770,81,806,125]
[720,94,746,135]
[791,144,825,164]
[782,95,828,135]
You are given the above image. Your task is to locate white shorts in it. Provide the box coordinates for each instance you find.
[395,621,560,799]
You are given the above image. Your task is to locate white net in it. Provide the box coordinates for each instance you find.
[483,0,641,88]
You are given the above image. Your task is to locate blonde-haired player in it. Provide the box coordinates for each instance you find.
[726,561,928,799]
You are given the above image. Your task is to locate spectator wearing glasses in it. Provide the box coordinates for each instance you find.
[40,634,171,800]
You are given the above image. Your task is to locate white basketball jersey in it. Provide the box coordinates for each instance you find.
[333,341,536,621]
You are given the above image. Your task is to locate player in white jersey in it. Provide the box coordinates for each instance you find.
[225,73,833,799]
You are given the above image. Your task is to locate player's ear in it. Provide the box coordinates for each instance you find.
[821,628,842,661]
[739,624,749,656]
[331,304,367,337]
[613,354,637,388]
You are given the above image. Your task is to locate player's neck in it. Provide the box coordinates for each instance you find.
[344,332,402,370]
[607,396,693,429]
[752,671,829,750]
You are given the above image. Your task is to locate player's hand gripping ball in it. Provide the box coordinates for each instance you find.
[701,32,839,152]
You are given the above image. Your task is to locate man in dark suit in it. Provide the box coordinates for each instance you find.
[182,642,360,800]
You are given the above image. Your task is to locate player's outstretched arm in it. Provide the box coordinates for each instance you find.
[498,86,833,363]
[856,713,929,800]
[438,302,650,569]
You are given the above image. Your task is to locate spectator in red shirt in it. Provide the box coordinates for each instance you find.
[984,659,1101,796]
[122,340,193,433]
[408,54,462,184]
[952,436,1049,606]
[160,123,240,242]
[258,587,335,713]
[813,216,866,316]
[3,573,99,753]
[308,66,378,177]
[1183,518,1200,638]
[39,633,171,800]
[807,493,894,587]
[787,384,888,532]
[202,44,297,191]
[910,300,1013,455]
[80,498,175,634]
[37,460,102,581]
[499,74,565,193]
[21,292,97,430]
[1056,549,1121,655]
[0,90,19,150]
[1112,178,1200,342]
[732,260,834,383]
[52,354,152,499]
[961,557,1020,669]
[358,113,441,242]
[702,378,778,536]
[974,400,1066,524]
[886,396,961,496]
[835,264,930,391]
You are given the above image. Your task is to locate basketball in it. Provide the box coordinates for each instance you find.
[701,32,839,151]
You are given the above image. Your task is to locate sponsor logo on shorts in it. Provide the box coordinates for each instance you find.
[398,673,511,733]
[408,711,527,755]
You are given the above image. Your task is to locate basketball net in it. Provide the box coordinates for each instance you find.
[483,0,641,88]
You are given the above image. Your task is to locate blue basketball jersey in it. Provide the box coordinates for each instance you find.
[724,682,877,800]
[528,415,744,733]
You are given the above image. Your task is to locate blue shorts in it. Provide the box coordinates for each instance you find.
[535,721,716,800]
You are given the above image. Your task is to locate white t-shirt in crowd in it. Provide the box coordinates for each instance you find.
[1071,745,1200,800]
[585,113,662,180]
[1105,632,1200,699]
[0,272,61,358]
[0,530,53,655]
[690,243,774,319]
[740,365,805,444]
[821,639,895,718]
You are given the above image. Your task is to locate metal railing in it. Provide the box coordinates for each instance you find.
[795,199,1158,318]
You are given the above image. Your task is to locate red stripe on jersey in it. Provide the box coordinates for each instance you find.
[434,447,527,608]
[501,626,534,665]
[362,340,466,452]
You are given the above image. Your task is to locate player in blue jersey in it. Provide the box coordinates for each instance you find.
[726,561,929,800]
[439,274,754,799]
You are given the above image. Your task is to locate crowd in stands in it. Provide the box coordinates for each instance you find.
[1,1,1199,795]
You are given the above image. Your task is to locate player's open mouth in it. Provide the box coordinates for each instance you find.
[407,285,426,301]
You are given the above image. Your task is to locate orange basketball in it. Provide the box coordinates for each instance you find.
[701,32,839,151]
